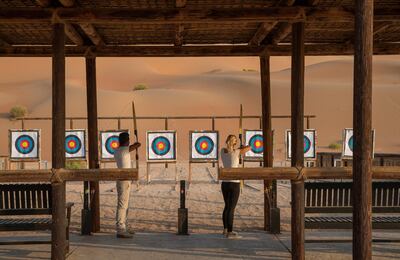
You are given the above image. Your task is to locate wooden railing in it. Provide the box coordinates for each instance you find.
[219,167,400,180]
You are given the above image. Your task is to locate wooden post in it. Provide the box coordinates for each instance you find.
[117,118,121,129]
[260,55,274,231]
[86,56,100,233]
[353,0,373,259]
[51,22,66,260]
[211,117,216,168]
[165,118,168,169]
[291,22,305,260]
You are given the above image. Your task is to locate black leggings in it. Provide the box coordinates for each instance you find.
[221,182,240,232]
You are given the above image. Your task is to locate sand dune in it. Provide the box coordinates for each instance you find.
[0,57,399,162]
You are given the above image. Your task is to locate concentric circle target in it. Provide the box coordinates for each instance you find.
[249,134,263,154]
[15,135,35,154]
[105,135,120,155]
[348,136,354,152]
[303,136,311,153]
[195,136,214,155]
[65,135,82,155]
[152,136,171,156]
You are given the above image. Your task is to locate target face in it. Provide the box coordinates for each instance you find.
[100,130,128,161]
[10,130,40,161]
[147,131,176,161]
[286,129,316,160]
[65,130,86,159]
[244,130,268,160]
[342,128,375,158]
[190,131,218,161]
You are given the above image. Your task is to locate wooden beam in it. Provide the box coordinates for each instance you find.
[260,55,275,231]
[175,24,185,46]
[218,167,400,180]
[291,22,305,260]
[249,0,295,46]
[345,22,392,45]
[64,23,84,45]
[1,7,397,24]
[175,0,187,8]
[35,0,51,7]
[0,43,399,57]
[51,22,66,260]
[269,23,292,45]
[58,0,74,7]
[0,37,10,47]
[79,23,104,45]
[86,56,101,233]
[353,0,373,259]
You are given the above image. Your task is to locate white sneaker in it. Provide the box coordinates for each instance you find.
[222,229,228,236]
[226,231,242,239]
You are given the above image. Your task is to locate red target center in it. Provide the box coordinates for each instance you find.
[21,141,29,148]
[157,143,165,150]
[255,140,262,148]
[200,142,208,150]
[111,141,119,149]
[68,141,76,148]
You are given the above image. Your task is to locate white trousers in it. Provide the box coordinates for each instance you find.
[116,180,131,232]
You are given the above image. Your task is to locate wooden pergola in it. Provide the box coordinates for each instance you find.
[0,0,399,259]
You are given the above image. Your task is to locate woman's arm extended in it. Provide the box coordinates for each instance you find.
[129,142,141,152]
[239,145,251,155]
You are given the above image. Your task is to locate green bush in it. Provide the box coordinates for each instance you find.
[9,105,28,120]
[65,161,86,170]
[133,84,148,91]
[328,142,341,150]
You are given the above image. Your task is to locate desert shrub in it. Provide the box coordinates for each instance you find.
[9,105,28,120]
[65,161,86,170]
[242,68,257,72]
[133,84,148,91]
[328,142,341,150]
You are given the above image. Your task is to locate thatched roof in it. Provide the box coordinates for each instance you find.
[0,0,399,56]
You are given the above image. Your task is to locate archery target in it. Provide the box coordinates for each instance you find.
[100,130,128,160]
[190,131,218,161]
[342,128,376,158]
[147,131,176,161]
[244,130,264,160]
[10,130,40,161]
[286,129,316,160]
[65,130,86,159]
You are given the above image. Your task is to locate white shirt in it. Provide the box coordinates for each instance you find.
[220,148,241,183]
[114,146,131,169]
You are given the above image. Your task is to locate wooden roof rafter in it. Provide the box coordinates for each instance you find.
[174,0,186,46]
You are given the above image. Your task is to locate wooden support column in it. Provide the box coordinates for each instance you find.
[260,55,275,231]
[291,22,305,260]
[353,0,373,259]
[51,23,66,260]
[86,56,100,233]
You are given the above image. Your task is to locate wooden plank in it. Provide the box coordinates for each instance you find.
[291,21,305,260]
[79,24,104,45]
[2,43,400,57]
[51,22,67,260]
[352,0,373,258]
[260,55,274,231]
[86,56,100,233]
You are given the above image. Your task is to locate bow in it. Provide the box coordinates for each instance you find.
[132,101,139,169]
[239,104,243,164]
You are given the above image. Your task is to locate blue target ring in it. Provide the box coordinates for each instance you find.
[304,136,311,153]
[65,135,82,155]
[195,136,214,155]
[349,136,354,152]
[152,136,171,156]
[105,136,120,155]
[249,134,263,154]
[15,135,35,154]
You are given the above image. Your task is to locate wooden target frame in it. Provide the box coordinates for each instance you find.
[188,130,220,183]
[285,129,317,161]
[65,129,87,161]
[9,129,41,162]
[341,128,376,160]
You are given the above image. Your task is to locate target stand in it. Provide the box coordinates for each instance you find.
[243,130,268,168]
[65,129,87,163]
[146,131,178,184]
[188,131,219,184]
[9,129,41,170]
[285,129,317,162]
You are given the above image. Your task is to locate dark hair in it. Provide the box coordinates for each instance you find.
[118,132,129,145]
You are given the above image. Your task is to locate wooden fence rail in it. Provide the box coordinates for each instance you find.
[219,167,400,180]
[0,169,138,183]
